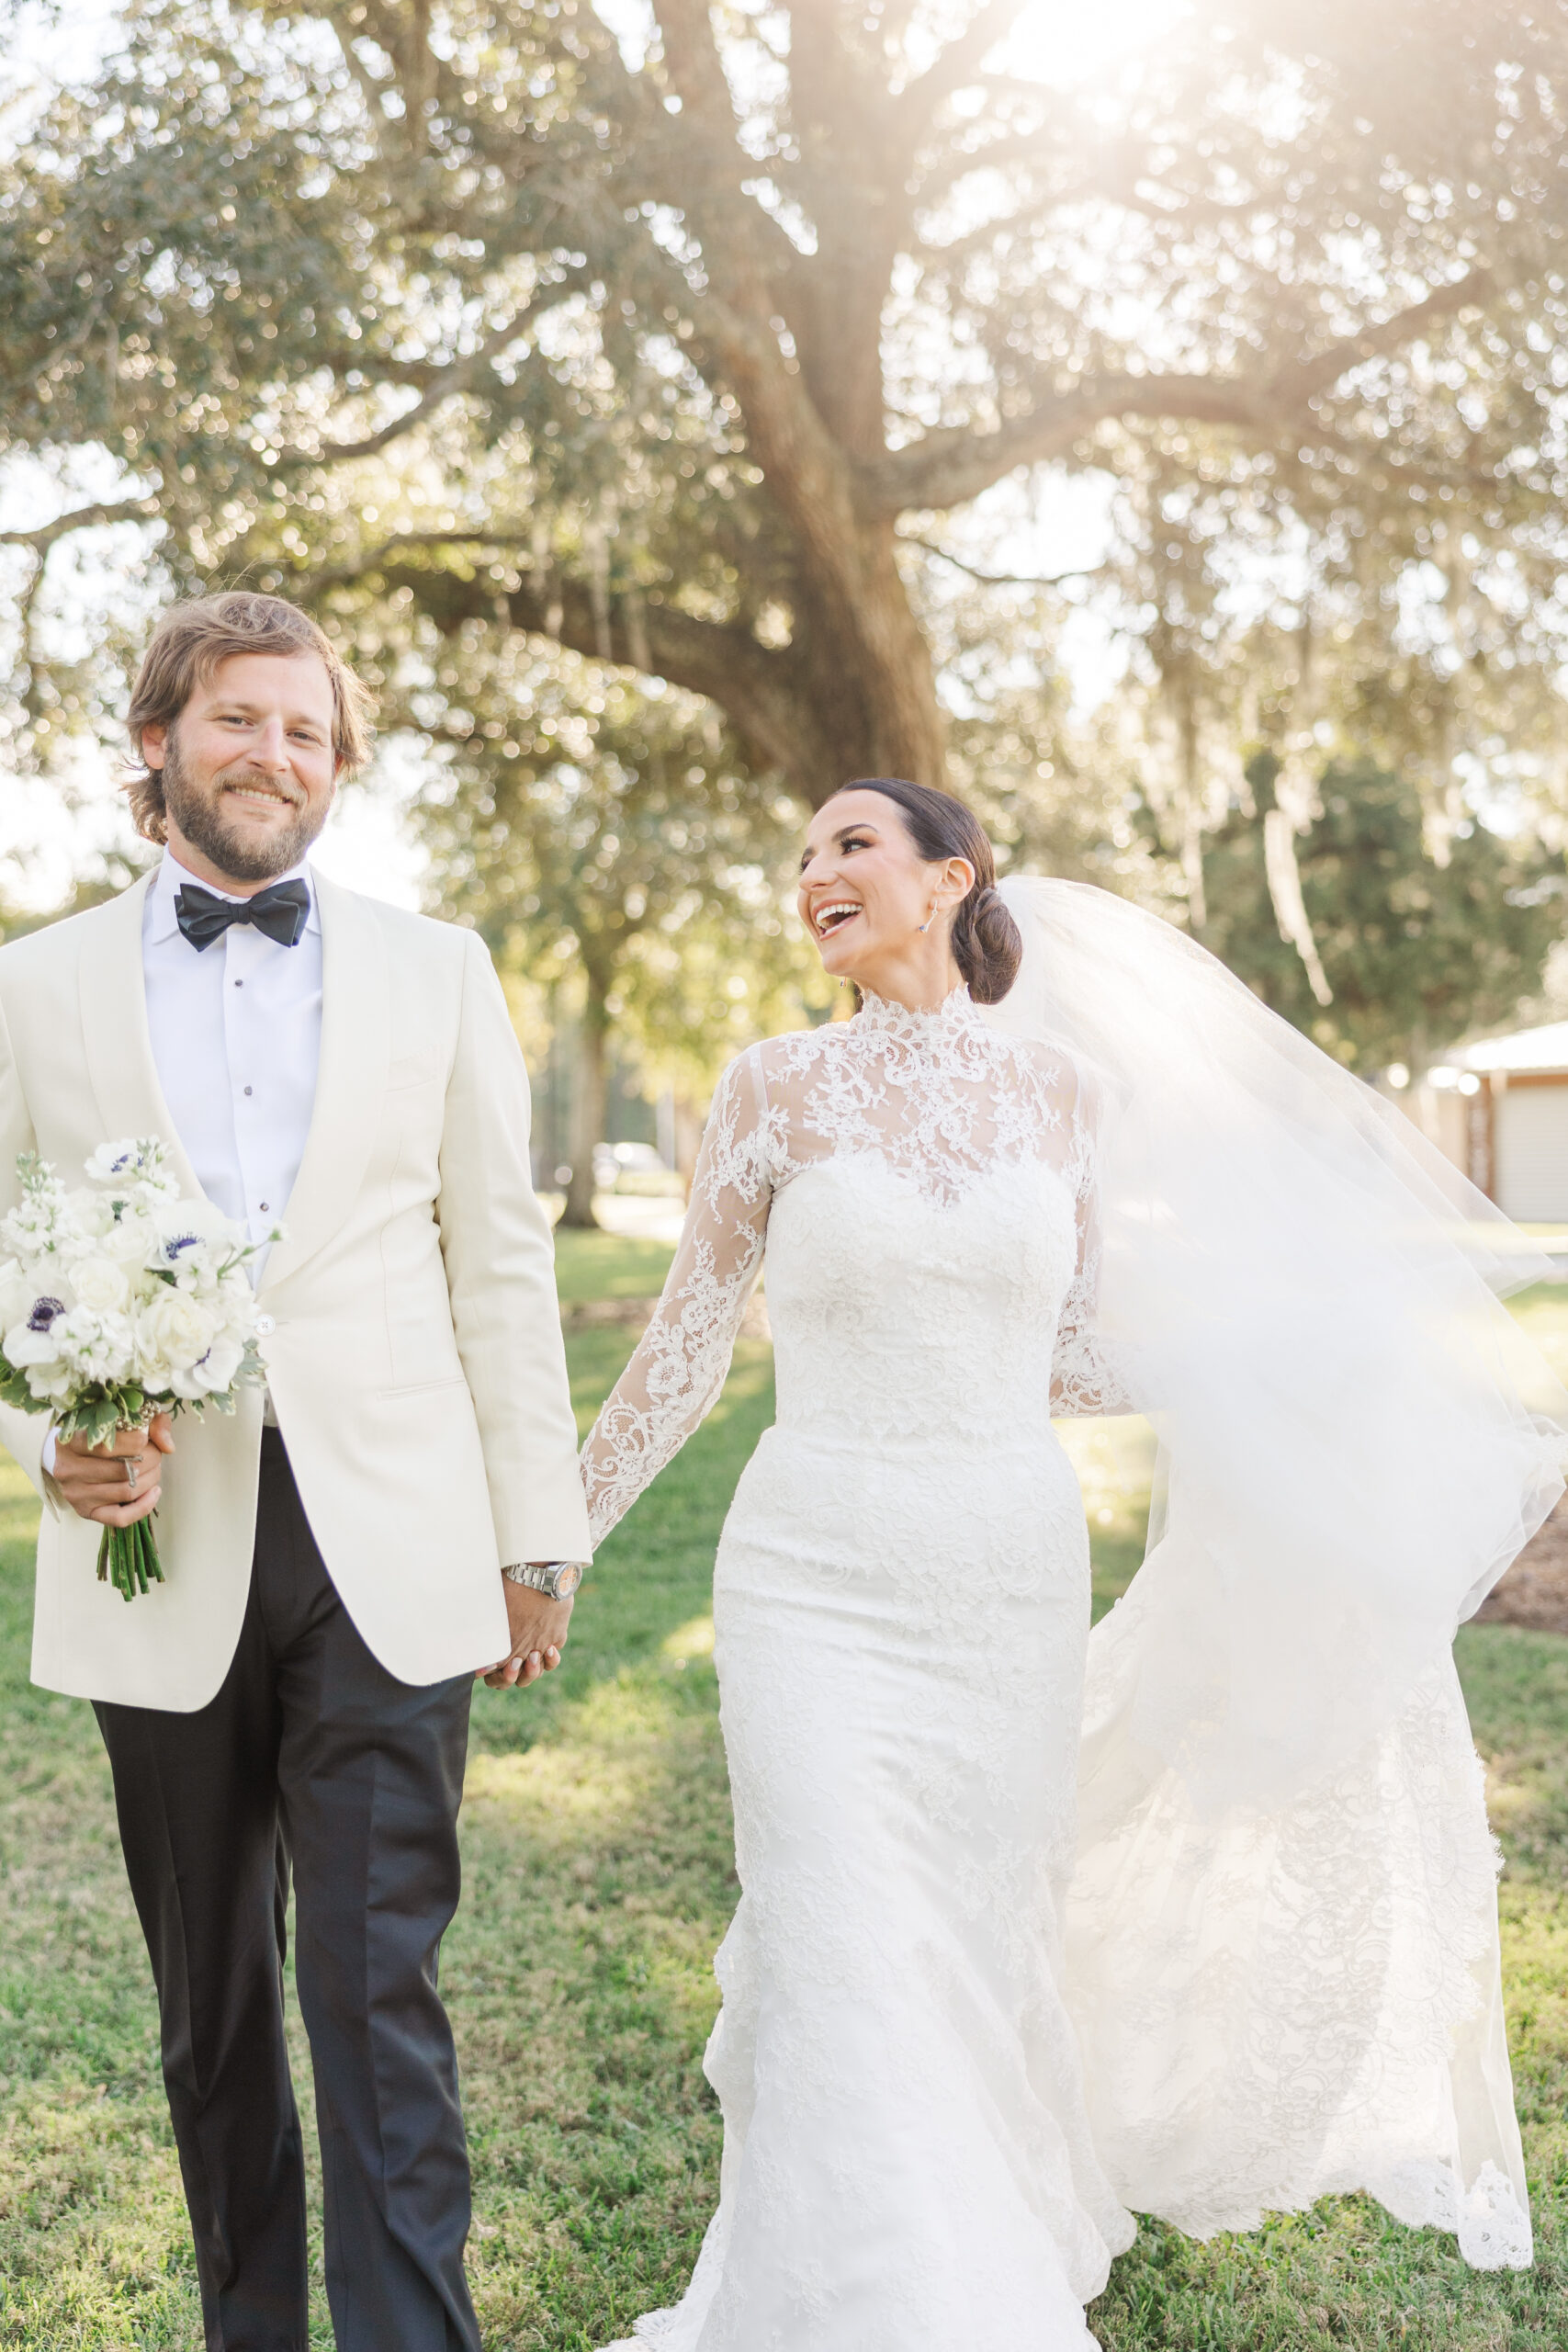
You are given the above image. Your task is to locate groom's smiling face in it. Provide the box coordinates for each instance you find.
[141,650,340,893]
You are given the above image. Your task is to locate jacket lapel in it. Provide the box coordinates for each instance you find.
[77,873,210,1207]
[260,874,389,1295]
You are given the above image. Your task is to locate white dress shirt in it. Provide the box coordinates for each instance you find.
[142,849,322,1273]
[41,854,321,1474]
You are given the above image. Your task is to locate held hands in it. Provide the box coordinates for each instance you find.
[51,1430,577,1680]
[479,1577,574,1690]
[51,1413,175,1528]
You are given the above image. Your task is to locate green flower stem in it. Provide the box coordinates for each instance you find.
[139,1511,164,1592]
[96,1510,164,1602]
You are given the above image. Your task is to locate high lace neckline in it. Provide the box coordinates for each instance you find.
[854,984,983,1049]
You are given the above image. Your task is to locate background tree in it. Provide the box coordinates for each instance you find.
[1085,433,1568,990]
[412,648,817,1223]
[7,0,1568,811]
[1136,752,1566,1073]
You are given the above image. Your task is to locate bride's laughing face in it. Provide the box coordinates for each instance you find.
[797,788,962,989]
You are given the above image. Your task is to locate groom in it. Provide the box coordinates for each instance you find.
[0,592,592,2350]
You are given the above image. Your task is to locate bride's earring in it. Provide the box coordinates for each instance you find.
[918,903,935,934]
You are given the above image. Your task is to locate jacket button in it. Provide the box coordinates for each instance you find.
[255,1313,276,1336]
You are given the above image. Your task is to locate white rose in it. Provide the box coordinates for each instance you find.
[62,1187,115,1242]
[70,1256,131,1315]
[137,1287,219,1374]
[101,1212,157,1266]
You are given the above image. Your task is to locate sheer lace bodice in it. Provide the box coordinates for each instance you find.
[581,988,1122,1548]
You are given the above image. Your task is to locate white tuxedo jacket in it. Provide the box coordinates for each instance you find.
[0,871,592,1709]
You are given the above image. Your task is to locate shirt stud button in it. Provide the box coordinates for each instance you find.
[259,1202,270,1213]
[243,1085,254,1096]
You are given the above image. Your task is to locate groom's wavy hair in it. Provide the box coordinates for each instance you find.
[124,592,375,842]
[833,777,1023,1004]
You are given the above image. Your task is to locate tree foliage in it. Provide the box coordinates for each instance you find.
[411,645,819,1216]
[1152,753,1565,1071]
[7,0,1568,811]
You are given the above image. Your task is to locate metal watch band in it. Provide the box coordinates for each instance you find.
[502,1559,585,1600]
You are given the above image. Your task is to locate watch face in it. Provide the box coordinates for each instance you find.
[556,1562,583,1598]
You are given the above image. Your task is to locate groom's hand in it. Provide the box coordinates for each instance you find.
[51,1413,175,1528]
[479,1579,574,1690]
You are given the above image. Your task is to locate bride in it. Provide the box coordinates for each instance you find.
[580,777,1564,2350]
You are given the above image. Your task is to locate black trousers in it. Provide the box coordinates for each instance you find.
[95,1429,481,2352]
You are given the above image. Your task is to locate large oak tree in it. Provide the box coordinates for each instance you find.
[7,0,1568,807]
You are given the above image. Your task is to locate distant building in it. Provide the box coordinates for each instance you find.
[1410,1023,1568,1221]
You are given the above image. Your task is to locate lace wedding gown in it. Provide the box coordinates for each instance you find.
[581,984,1534,2352]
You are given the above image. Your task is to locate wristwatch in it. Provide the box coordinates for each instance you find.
[502,1559,585,1600]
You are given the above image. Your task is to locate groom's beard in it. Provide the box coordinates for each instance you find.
[160,731,333,884]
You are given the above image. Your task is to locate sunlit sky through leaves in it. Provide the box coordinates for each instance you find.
[1000,0,1188,88]
[0,0,1207,909]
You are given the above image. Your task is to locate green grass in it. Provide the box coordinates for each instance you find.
[549,1229,678,1306]
[0,1237,1564,2346]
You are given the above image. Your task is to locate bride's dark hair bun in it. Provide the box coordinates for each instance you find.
[832,776,1022,1004]
[962,883,1023,1007]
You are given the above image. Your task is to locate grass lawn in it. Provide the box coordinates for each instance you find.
[0,1244,1563,2347]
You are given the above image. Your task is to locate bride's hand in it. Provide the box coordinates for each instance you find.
[478,1585,574,1689]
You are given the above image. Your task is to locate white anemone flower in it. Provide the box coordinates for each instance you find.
[85,1137,177,1195]
[171,1331,246,1399]
[4,1308,70,1371]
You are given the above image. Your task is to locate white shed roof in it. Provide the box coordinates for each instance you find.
[1457,1021,1568,1077]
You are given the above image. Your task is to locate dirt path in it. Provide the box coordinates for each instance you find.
[1474,1498,1568,1634]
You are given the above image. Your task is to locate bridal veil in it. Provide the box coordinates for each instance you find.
[989,875,1568,2267]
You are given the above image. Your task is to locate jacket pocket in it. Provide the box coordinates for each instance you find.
[387,1052,447,1091]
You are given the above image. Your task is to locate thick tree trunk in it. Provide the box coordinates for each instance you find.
[402,526,946,808]
[558,978,611,1231]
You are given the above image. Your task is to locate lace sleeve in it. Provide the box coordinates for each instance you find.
[1051,1065,1133,1419]
[581,1049,779,1546]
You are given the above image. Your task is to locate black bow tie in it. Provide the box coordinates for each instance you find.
[175,877,310,952]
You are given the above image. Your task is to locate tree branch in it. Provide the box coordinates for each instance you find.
[864,274,1498,512]
[1268,268,1494,407]
[362,554,826,795]
[895,0,1022,133]
[898,537,1107,590]
[0,496,162,551]
[646,0,744,153]
[863,376,1270,509]
[275,280,590,470]
[589,3,813,314]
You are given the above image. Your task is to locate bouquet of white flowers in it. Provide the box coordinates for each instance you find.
[0,1138,276,1600]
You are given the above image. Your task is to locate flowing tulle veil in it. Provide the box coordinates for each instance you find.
[988,876,1568,2267]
